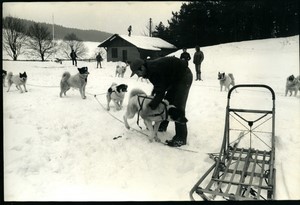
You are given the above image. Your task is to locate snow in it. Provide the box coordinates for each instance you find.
[119,34,177,50]
[3,35,300,201]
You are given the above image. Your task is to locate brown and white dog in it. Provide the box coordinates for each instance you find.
[218,72,235,92]
[7,71,28,93]
[285,75,300,96]
[123,88,188,142]
[106,83,128,111]
[60,67,89,99]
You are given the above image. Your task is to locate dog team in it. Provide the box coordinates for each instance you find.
[2,56,300,147]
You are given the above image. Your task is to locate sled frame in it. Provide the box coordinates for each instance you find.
[190,84,276,201]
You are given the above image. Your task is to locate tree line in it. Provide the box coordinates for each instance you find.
[153,0,299,48]
[2,16,106,61]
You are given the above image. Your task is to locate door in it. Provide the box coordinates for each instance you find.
[122,50,127,62]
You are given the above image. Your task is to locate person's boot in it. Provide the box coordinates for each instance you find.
[166,136,186,147]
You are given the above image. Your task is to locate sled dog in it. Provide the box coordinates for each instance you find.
[218,72,235,92]
[2,70,7,87]
[115,63,128,78]
[7,71,28,93]
[106,83,128,111]
[285,75,300,96]
[123,88,188,142]
[60,66,89,99]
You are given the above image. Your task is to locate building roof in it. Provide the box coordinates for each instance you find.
[98,34,177,51]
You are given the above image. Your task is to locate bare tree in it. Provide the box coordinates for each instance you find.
[26,23,57,61]
[2,16,27,60]
[62,33,88,59]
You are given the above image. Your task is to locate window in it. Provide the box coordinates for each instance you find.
[112,48,118,58]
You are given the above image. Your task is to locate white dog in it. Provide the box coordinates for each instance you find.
[115,63,128,78]
[123,88,188,142]
[218,72,235,92]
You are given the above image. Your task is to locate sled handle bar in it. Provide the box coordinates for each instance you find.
[228,84,276,100]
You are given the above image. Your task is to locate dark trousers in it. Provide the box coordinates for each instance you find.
[160,68,193,142]
[97,61,102,68]
[195,64,201,80]
[72,59,77,66]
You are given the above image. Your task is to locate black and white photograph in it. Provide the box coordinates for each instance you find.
[2,1,299,202]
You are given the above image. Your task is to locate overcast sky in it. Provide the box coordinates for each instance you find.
[3,1,185,35]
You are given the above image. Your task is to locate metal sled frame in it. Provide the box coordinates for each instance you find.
[190,84,276,201]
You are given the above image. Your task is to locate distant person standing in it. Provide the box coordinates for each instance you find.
[128,25,132,36]
[193,45,204,81]
[180,48,191,66]
[96,52,103,68]
[70,49,77,66]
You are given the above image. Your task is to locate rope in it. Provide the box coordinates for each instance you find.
[26,83,59,88]
[92,94,199,153]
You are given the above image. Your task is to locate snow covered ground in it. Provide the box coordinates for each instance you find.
[3,35,299,201]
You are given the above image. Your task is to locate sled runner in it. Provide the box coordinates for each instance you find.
[190,84,276,201]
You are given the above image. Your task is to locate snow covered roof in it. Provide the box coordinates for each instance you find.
[98,34,177,51]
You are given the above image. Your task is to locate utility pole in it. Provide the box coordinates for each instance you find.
[52,14,55,41]
[149,18,152,37]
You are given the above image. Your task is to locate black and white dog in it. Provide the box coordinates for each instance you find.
[106,83,128,111]
[60,67,90,99]
[7,71,28,93]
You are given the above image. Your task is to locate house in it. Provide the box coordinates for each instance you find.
[98,34,177,62]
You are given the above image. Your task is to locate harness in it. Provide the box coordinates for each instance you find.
[108,89,123,98]
[136,95,168,129]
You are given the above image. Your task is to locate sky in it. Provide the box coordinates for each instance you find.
[2,1,185,35]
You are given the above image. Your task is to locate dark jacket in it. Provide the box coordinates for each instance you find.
[144,57,189,109]
[193,51,204,65]
[180,52,191,62]
[70,51,77,59]
[96,54,102,62]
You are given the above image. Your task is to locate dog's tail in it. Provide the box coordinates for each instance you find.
[61,71,71,82]
[129,88,147,99]
[228,73,234,81]
[7,72,13,81]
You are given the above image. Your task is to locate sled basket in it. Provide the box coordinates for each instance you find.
[190,84,276,201]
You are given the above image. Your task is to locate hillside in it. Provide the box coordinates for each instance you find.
[6,17,112,42]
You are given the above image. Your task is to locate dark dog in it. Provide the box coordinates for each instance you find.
[123,88,188,142]
[60,67,89,99]
[285,75,300,96]
[2,70,7,87]
[7,72,28,93]
[106,83,128,111]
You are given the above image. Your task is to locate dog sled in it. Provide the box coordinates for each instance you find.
[190,84,276,201]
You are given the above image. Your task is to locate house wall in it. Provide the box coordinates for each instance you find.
[107,46,140,63]
[104,35,177,63]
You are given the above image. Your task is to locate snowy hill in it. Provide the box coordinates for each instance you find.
[3,35,299,201]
